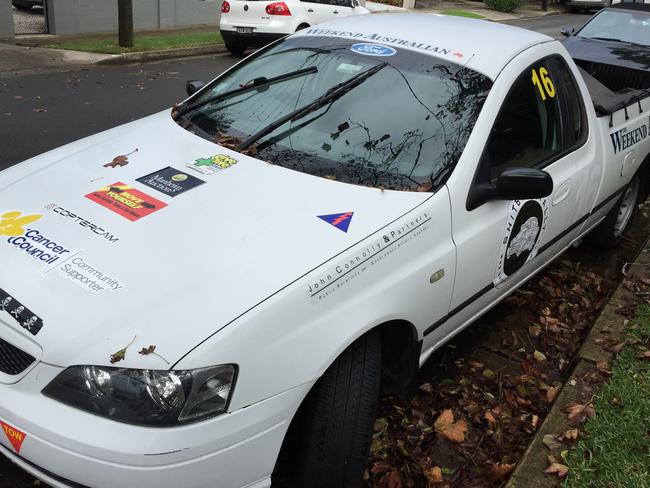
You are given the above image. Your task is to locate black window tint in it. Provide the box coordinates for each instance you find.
[329,0,351,6]
[487,60,562,181]
[548,57,587,149]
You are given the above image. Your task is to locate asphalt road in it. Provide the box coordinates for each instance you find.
[0,13,589,173]
[506,12,591,39]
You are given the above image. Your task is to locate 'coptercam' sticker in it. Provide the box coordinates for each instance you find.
[350,43,396,57]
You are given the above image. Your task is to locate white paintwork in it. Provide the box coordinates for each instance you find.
[1,13,649,488]
[219,0,370,38]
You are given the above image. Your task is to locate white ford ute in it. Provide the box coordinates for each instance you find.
[1,13,649,488]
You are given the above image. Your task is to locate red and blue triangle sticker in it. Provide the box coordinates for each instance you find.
[317,212,354,233]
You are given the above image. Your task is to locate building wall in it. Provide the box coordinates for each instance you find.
[48,0,219,36]
[0,1,14,39]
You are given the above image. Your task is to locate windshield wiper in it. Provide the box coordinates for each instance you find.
[237,62,387,152]
[175,66,318,119]
[588,36,625,43]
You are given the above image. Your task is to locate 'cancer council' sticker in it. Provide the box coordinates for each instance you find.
[1,420,26,454]
[350,43,396,57]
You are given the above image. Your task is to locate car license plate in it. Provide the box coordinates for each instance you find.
[236,27,254,34]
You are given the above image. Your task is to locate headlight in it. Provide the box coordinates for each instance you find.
[42,365,236,426]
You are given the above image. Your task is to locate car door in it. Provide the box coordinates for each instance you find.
[302,0,353,24]
[423,47,593,348]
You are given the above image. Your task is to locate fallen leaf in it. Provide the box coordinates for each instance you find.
[563,428,579,440]
[490,462,515,480]
[543,434,562,450]
[138,345,156,356]
[419,382,434,394]
[546,386,560,404]
[32,108,47,113]
[544,462,568,478]
[637,350,650,359]
[531,414,539,429]
[596,360,612,375]
[566,403,595,425]
[534,350,547,361]
[104,148,138,168]
[529,324,541,337]
[423,466,444,484]
[110,336,136,364]
[484,411,497,427]
[434,409,468,443]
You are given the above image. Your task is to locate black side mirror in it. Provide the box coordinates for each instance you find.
[560,27,575,37]
[466,167,553,210]
[496,168,553,200]
[186,80,206,97]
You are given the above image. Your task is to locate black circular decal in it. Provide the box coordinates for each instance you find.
[244,4,249,10]
[503,200,543,276]
[495,198,549,285]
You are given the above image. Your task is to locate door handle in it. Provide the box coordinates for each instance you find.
[552,180,571,206]
[333,9,339,13]
[307,8,314,11]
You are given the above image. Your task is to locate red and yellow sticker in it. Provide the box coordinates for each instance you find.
[85,181,167,222]
[0,420,26,454]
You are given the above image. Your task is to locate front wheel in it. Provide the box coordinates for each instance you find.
[225,42,246,57]
[272,331,381,488]
[588,173,642,248]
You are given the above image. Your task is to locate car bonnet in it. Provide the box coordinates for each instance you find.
[0,110,430,368]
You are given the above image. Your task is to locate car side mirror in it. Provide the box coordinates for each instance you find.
[186,80,206,97]
[351,0,360,6]
[560,27,575,37]
[496,168,553,200]
[466,167,553,210]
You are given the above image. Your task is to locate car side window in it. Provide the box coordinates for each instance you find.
[486,59,563,181]
[547,56,588,150]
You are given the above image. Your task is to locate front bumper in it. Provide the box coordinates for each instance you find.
[0,363,311,488]
[220,29,287,48]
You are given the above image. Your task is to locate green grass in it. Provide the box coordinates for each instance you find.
[440,9,485,19]
[45,31,223,54]
[563,305,650,488]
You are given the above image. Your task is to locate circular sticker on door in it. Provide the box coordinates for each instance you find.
[495,198,549,285]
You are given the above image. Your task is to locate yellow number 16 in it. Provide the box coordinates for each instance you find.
[531,67,556,101]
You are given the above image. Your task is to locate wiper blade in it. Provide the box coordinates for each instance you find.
[588,36,625,43]
[237,62,387,152]
[175,66,318,119]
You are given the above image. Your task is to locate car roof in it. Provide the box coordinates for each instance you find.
[609,2,650,12]
[291,13,552,79]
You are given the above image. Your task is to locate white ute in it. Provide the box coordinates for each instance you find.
[1,13,649,488]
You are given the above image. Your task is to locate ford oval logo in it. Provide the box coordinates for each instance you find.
[350,43,396,57]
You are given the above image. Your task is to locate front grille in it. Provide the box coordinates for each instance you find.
[0,338,35,375]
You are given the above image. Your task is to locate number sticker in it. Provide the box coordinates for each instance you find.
[531,67,555,101]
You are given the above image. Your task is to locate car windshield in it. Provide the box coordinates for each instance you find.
[178,36,492,191]
[577,9,650,46]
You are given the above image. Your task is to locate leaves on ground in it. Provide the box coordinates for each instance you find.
[434,409,468,443]
[366,260,614,487]
[565,403,596,425]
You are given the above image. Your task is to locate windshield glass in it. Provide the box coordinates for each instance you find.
[578,9,650,46]
[178,36,492,191]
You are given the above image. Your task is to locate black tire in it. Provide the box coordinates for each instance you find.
[272,330,381,488]
[225,43,247,57]
[587,172,642,249]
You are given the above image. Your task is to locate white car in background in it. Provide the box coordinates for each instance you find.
[219,0,370,56]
